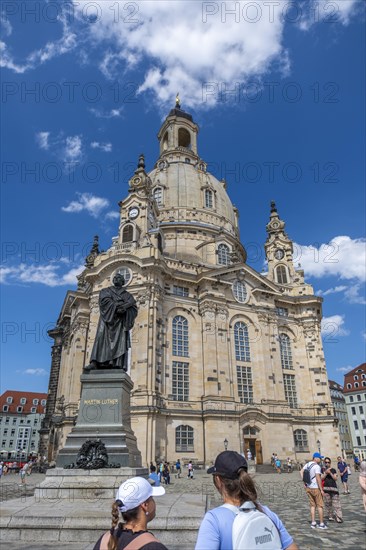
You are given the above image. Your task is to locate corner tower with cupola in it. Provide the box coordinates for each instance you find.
[41,101,340,467]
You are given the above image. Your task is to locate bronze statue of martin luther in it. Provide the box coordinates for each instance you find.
[85,273,138,372]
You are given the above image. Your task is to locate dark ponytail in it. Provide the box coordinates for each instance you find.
[215,469,263,512]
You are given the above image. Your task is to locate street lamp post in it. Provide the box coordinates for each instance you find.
[224,438,228,451]
[316,439,321,455]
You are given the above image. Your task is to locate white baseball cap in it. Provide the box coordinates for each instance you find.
[116,477,165,512]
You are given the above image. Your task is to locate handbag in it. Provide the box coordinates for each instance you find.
[347,466,352,475]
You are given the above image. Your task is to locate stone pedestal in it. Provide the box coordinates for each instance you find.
[56,370,142,468]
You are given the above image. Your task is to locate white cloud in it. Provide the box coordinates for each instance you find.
[105,211,119,220]
[62,192,109,218]
[321,315,349,338]
[89,107,124,118]
[1,15,76,73]
[1,263,84,287]
[344,284,366,305]
[317,285,348,296]
[64,135,83,162]
[361,331,366,341]
[91,141,112,152]
[36,131,50,150]
[336,365,353,374]
[69,0,359,109]
[23,368,48,376]
[295,236,366,282]
[299,0,359,31]
[0,15,12,37]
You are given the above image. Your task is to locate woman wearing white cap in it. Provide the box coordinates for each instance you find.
[93,476,167,550]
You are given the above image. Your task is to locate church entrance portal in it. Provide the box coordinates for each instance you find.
[243,426,263,464]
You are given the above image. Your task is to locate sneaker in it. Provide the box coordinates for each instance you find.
[317,524,329,530]
[311,522,317,529]
[328,517,335,522]
[346,491,351,494]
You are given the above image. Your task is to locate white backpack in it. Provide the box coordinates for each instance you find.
[223,501,282,550]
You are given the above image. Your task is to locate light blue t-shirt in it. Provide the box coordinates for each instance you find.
[148,472,161,486]
[195,504,293,550]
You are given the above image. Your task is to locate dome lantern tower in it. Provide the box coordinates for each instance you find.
[157,97,199,159]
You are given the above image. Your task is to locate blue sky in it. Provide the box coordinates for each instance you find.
[1,0,365,393]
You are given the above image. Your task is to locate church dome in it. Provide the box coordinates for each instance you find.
[148,103,241,247]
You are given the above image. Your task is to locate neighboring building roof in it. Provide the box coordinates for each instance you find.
[329,380,344,391]
[343,363,366,393]
[0,390,47,414]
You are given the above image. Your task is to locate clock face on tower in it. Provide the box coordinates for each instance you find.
[274,249,284,260]
[128,207,139,220]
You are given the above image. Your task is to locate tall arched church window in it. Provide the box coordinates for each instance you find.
[122,224,133,243]
[283,374,298,408]
[279,333,293,369]
[234,322,250,362]
[163,131,168,151]
[175,425,194,451]
[178,128,191,148]
[204,189,213,208]
[276,265,288,284]
[172,315,189,357]
[293,429,308,451]
[153,186,163,207]
[217,243,230,266]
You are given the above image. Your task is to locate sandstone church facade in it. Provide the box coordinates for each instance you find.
[39,105,341,466]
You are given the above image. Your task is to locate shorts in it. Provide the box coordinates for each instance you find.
[306,488,323,508]
[341,474,348,483]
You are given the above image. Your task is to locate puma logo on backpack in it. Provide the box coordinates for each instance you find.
[223,501,282,549]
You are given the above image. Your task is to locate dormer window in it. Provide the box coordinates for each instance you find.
[217,243,230,266]
[33,399,39,405]
[354,375,359,380]
[153,186,163,207]
[204,189,213,208]
[20,398,26,405]
[178,128,191,148]
[355,382,359,388]
[276,265,288,284]
[347,383,351,389]
[3,405,9,412]
[31,407,37,413]
[41,399,47,406]
[17,406,23,413]
[6,397,13,404]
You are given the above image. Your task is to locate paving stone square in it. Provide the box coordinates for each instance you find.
[0,469,365,549]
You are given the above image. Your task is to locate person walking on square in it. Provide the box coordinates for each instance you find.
[287,457,293,473]
[246,449,252,461]
[359,460,366,511]
[148,466,161,487]
[275,456,282,473]
[195,451,299,550]
[175,459,181,478]
[93,477,167,550]
[321,457,343,523]
[187,461,194,479]
[301,452,328,530]
[337,456,350,494]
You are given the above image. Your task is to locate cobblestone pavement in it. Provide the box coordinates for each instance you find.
[1,469,365,549]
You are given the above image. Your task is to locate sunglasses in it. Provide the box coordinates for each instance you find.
[324,461,331,464]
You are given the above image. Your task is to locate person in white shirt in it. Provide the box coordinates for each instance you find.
[301,452,328,530]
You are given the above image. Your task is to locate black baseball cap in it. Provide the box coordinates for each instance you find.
[207,451,248,479]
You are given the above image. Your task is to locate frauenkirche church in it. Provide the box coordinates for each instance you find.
[40,102,340,466]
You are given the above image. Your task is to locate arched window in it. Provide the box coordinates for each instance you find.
[347,383,351,389]
[217,243,230,266]
[172,315,189,357]
[122,224,133,243]
[162,132,168,151]
[234,322,250,362]
[233,281,247,303]
[354,375,359,380]
[178,128,191,148]
[362,381,366,387]
[276,265,288,284]
[279,333,293,369]
[204,189,213,208]
[175,425,194,452]
[153,186,163,207]
[355,382,359,388]
[294,429,308,451]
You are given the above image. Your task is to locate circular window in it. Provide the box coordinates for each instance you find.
[157,160,167,171]
[114,267,132,286]
[232,280,247,303]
